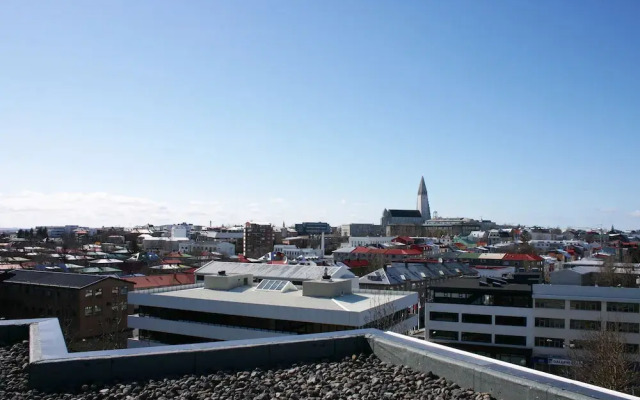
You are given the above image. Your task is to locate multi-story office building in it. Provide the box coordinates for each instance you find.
[243,223,274,258]
[424,278,640,373]
[340,223,382,237]
[294,222,332,236]
[127,272,418,347]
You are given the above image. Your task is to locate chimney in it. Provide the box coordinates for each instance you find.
[321,232,325,256]
[218,270,226,276]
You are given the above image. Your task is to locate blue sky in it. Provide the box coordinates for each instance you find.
[1,1,639,229]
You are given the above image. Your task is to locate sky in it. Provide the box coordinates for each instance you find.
[1,1,639,230]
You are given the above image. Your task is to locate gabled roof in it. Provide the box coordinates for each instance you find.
[0,270,125,289]
[503,254,543,262]
[387,209,422,218]
[122,273,195,289]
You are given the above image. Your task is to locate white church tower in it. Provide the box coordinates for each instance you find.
[417,176,431,221]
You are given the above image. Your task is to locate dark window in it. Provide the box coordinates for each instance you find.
[461,332,492,343]
[429,330,458,341]
[429,312,458,322]
[495,315,527,326]
[534,299,564,309]
[495,335,526,346]
[607,321,640,334]
[624,344,639,354]
[570,301,601,311]
[461,313,492,324]
[607,302,639,313]
[570,319,600,331]
[535,318,565,329]
[535,337,564,348]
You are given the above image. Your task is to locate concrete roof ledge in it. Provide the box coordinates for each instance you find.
[0,319,636,399]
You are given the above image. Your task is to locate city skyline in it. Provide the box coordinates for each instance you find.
[1,1,639,229]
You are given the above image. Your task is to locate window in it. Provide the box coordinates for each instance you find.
[570,319,600,331]
[535,299,564,309]
[95,288,103,297]
[607,321,640,334]
[570,301,601,311]
[94,305,102,315]
[429,330,458,341]
[120,286,128,295]
[535,337,564,348]
[461,332,492,343]
[461,313,492,324]
[495,335,526,346]
[112,287,119,294]
[85,289,93,297]
[429,312,458,322]
[535,318,565,329]
[624,344,639,354]
[84,306,93,316]
[495,315,527,326]
[607,302,639,313]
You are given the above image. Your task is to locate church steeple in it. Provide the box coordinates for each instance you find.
[417,176,431,221]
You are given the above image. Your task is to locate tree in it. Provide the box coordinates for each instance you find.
[566,326,639,393]
[364,290,413,333]
[520,230,532,243]
[595,255,637,288]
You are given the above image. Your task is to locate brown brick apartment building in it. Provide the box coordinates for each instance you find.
[0,270,133,346]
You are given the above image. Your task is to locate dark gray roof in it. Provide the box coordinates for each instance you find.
[388,209,422,218]
[360,262,477,286]
[0,270,117,289]
[428,277,531,292]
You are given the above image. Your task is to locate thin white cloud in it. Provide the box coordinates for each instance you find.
[631,210,640,218]
[0,191,172,227]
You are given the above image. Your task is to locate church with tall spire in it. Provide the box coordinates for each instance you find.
[381,177,432,230]
[417,176,431,221]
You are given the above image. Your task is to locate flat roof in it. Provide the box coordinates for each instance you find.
[154,285,412,313]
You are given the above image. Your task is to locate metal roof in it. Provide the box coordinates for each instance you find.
[196,262,355,281]
[0,270,124,289]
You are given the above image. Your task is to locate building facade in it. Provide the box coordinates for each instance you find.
[340,224,382,237]
[424,278,640,372]
[0,270,133,344]
[127,272,418,347]
[243,223,275,259]
[294,222,332,236]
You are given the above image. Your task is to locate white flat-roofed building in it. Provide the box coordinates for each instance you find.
[348,236,395,247]
[425,278,640,373]
[128,272,419,348]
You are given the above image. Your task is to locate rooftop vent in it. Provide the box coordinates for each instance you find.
[218,270,226,276]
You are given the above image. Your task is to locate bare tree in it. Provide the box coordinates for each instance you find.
[566,325,639,393]
[364,290,414,333]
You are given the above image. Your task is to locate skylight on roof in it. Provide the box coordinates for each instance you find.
[255,279,296,293]
[419,272,427,278]
[400,274,406,281]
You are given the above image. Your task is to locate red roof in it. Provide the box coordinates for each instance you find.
[162,259,182,264]
[122,273,195,289]
[503,253,543,262]
[350,247,421,256]
[343,260,370,268]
